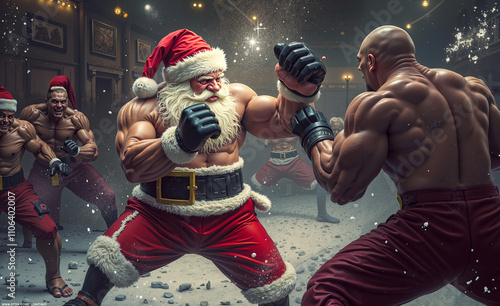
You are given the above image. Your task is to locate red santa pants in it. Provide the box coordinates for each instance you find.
[104,197,288,291]
[28,160,116,223]
[303,185,500,306]
[1,179,57,240]
[254,156,315,189]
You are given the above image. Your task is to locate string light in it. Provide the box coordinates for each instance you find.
[422,0,429,7]
[406,0,445,29]
[51,0,77,10]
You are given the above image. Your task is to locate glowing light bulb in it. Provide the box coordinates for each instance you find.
[114,6,121,15]
[198,3,202,8]
[193,3,197,7]
[422,0,429,7]
[406,24,412,29]
[123,12,128,18]
[145,4,151,11]
[252,16,257,20]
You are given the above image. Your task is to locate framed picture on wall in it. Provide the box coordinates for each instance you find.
[91,19,117,58]
[26,12,67,53]
[137,39,152,63]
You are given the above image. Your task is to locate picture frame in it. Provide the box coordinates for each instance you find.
[26,12,67,53]
[91,19,117,58]
[136,39,152,63]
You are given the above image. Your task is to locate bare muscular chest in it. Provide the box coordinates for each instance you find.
[0,132,25,167]
[32,116,76,148]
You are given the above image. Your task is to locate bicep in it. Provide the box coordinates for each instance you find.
[120,121,158,155]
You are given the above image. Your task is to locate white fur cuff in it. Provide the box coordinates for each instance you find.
[277,80,321,103]
[86,235,140,288]
[242,262,296,304]
[49,158,61,168]
[132,77,158,99]
[161,127,197,165]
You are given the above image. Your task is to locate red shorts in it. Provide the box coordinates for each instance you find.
[304,185,500,306]
[104,197,287,290]
[28,160,116,222]
[1,180,57,240]
[254,156,315,189]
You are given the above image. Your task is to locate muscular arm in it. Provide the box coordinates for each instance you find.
[239,83,313,139]
[467,77,500,170]
[116,100,176,183]
[20,121,58,167]
[311,93,392,205]
[72,112,98,162]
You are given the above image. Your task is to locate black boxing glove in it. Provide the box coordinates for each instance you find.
[61,139,80,156]
[50,159,70,177]
[274,42,326,97]
[175,104,221,153]
[291,106,335,159]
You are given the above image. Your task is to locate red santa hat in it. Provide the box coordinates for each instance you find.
[0,86,17,112]
[49,75,76,109]
[132,29,227,99]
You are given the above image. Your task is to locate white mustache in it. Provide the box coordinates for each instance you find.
[190,89,228,102]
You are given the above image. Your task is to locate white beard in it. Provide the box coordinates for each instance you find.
[157,78,241,153]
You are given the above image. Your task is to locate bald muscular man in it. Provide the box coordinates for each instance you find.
[293,25,500,305]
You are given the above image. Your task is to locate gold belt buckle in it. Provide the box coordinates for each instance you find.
[51,173,60,187]
[0,175,3,191]
[156,170,197,205]
[397,194,402,210]
[280,152,286,159]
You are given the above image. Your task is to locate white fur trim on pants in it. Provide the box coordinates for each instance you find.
[86,211,141,288]
[251,173,264,190]
[277,80,321,103]
[241,262,297,304]
[161,126,198,164]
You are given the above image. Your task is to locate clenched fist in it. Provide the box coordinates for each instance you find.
[175,104,221,153]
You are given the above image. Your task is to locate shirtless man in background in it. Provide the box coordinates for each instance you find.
[20,76,116,245]
[292,25,500,305]
[0,86,72,298]
[252,136,339,223]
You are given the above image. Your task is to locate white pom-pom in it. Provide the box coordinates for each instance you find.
[132,77,158,99]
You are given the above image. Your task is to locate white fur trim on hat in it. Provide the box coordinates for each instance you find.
[132,77,158,99]
[86,235,140,287]
[161,126,198,164]
[242,262,296,304]
[164,48,227,84]
[0,98,17,112]
[50,86,67,92]
[277,80,321,103]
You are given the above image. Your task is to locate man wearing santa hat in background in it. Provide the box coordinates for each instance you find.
[64,29,326,306]
[0,86,73,298]
[20,76,117,248]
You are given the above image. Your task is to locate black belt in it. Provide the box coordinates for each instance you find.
[270,150,298,159]
[140,168,244,205]
[0,169,25,190]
